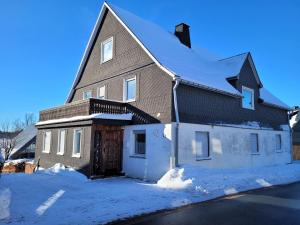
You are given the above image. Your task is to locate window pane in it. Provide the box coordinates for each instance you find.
[276,134,281,150]
[250,133,258,153]
[74,130,82,155]
[135,132,145,155]
[102,39,113,62]
[58,130,65,154]
[126,79,136,101]
[83,91,92,100]
[44,131,51,152]
[195,132,209,158]
[242,88,253,109]
[98,86,105,99]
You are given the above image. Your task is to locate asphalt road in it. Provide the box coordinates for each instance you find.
[110,182,300,225]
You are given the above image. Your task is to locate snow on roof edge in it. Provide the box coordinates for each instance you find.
[36,113,133,126]
[260,88,291,111]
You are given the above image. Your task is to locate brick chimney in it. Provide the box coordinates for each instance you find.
[174,23,191,48]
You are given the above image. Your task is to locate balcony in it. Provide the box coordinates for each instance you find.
[39,98,159,125]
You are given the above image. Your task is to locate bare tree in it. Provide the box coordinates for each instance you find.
[12,119,24,132]
[0,113,36,161]
[0,121,18,160]
[24,113,36,127]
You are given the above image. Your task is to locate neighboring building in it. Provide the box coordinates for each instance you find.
[290,108,300,160]
[35,2,291,181]
[9,125,37,160]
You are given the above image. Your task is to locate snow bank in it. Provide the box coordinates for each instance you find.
[157,168,192,189]
[157,164,300,197]
[2,163,300,225]
[37,163,86,181]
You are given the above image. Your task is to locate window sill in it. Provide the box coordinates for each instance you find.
[130,155,146,159]
[72,154,81,158]
[42,151,50,154]
[196,157,211,161]
[101,57,113,64]
[57,152,64,156]
[251,152,260,155]
[242,107,255,111]
[125,99,136,103]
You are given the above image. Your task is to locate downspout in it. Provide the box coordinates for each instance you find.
[288,111,293,163]
[173,78,180,167]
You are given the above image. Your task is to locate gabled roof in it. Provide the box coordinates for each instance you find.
[221,53,263,88]
[259,88,290,110]
[9,125,37,159]
[66,2,290,110]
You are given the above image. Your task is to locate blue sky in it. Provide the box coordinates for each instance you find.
[0,0,299,124]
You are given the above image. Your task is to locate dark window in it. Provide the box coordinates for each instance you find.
[275,134,282,151]
[250,133,259,153]
[134,131,146,155]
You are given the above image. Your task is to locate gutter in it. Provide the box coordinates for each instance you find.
[172,78,180,167]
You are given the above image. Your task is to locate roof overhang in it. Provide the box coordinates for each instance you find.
[179,79,242,98]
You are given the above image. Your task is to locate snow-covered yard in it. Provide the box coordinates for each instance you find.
[1,163,300,225]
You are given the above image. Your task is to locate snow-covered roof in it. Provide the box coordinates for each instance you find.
[259,88,290,110]
[9,125,37,159]
[66,2,289,110]
[36,113,133,126]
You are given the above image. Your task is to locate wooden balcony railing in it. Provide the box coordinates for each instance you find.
[39,98,159,124]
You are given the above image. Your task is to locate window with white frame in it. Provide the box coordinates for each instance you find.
[242,86,254,110]
[195,131,209,159]
[101,37,113,63]
[134,131,146,155]
[97,86,106,99]
[124,77,136,102]
[83,90,92,100]
[73,129,82,157]
[275,134,282,151]
[57,130,66,155]
[42,131,51,153]
[250,133,259,153]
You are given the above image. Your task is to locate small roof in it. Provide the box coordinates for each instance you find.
[36,113,133,126]
[9,125,37,159]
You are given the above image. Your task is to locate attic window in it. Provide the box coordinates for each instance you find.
[101,37,113,63]
[242,86,254,110]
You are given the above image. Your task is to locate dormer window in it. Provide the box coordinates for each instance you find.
[242,86,254,110]
[101,37,113,63]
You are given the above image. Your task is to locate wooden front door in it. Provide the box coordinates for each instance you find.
[93,126,123,176]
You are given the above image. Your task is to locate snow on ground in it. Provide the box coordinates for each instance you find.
[1,163,300,225]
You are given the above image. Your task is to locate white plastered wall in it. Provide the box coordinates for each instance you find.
[178,123,292,168]
[122,123,173,181]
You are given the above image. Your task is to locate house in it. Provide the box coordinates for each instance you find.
[35,2,291,181]
[290,108,300,160]
[9,125,37,160]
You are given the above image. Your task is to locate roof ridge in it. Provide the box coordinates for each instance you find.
[218,52,249,61]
